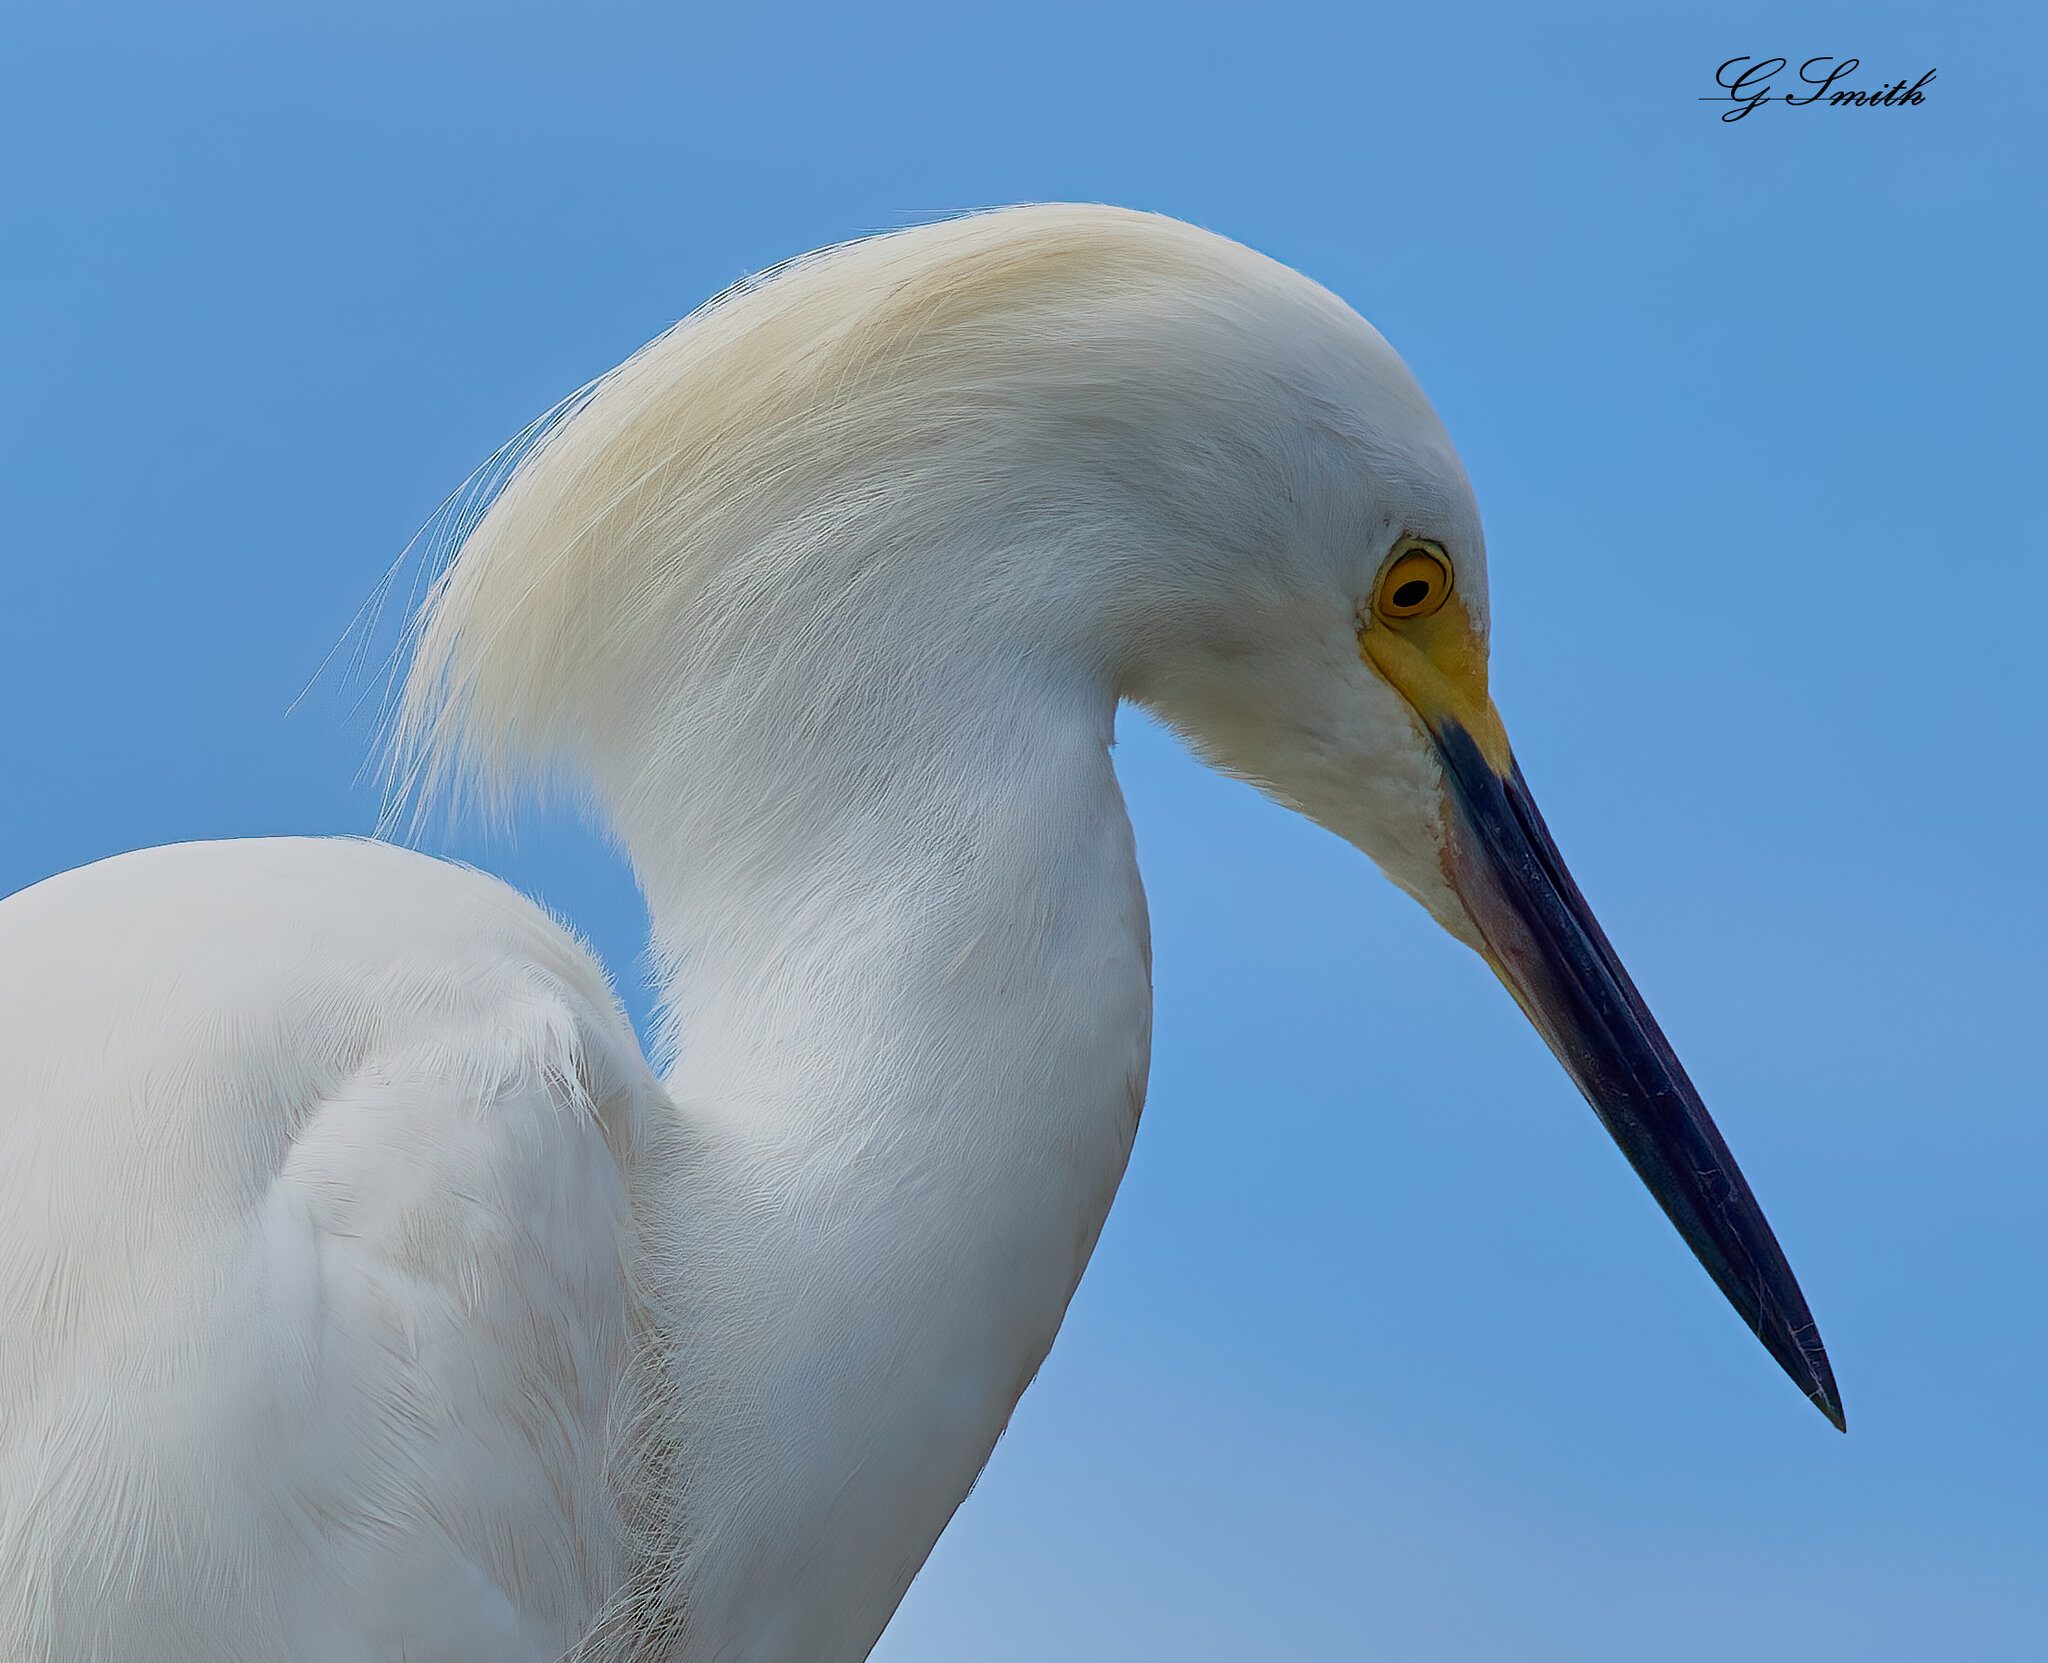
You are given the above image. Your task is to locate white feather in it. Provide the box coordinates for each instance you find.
[2,203,1484,1660]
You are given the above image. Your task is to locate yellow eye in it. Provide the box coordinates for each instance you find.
[1374,542,1453,620]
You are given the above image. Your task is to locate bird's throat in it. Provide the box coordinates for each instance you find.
[603,682,1152,1662]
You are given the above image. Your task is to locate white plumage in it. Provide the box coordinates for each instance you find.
[0,204,1838,1661]
[0,840,651,1658]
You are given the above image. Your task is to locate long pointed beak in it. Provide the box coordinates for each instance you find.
[1431,717,1844,1430]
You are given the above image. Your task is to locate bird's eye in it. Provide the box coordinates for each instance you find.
[1374,542,1453,621]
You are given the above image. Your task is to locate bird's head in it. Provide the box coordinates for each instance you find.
[403,203,1839,1428]
[1054,210,1843,1431]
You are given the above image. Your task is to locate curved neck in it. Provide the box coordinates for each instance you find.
[599,657,1152,1662]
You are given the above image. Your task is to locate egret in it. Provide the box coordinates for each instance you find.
[0,204,1839,1662]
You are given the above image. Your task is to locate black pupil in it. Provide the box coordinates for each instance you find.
[1391,578,1432,609]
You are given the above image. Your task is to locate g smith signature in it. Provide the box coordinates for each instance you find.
[1705,57,1936,122]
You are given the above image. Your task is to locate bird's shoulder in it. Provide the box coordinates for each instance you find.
[0,836,664,1659]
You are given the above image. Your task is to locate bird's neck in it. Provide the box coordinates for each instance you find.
[605,660,1152,1662]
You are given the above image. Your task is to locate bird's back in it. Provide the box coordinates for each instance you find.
[0,837,660,1661]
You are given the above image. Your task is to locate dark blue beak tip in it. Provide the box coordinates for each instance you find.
[1431,719,1843,1435]
[1801,1340,1847,1432]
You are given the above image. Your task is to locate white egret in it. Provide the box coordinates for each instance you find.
[0,204,1840,1662]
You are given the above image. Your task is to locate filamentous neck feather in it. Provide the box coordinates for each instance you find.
[395,202,1432,831]
[393,202,1421,1660]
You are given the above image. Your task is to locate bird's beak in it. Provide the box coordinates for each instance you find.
[1429,714,1844,1430]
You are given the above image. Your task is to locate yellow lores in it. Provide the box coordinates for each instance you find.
[1357,537,1513,775]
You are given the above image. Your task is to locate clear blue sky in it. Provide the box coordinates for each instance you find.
[5,3,2042,1657]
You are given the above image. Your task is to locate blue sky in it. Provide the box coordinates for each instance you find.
[5,3,2042,1657]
